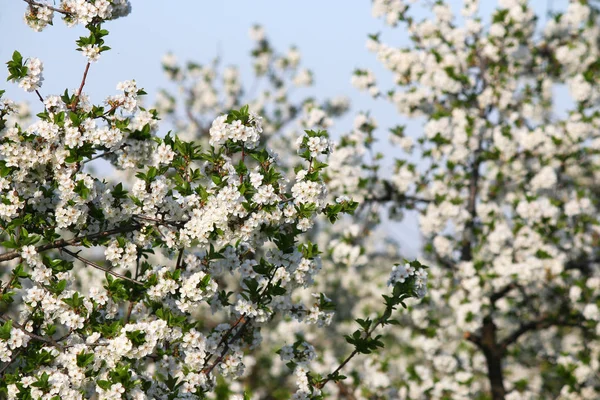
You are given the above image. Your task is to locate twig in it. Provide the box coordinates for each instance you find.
[23,0,71,15]
[203,318,251,376]
[500,314,584,352]
[133,214,185,228]
[0,224,141,263]
[60,248,143,285]
[34,90,44,103]
[0,349,21,376]
[315,315,386,390]
[490,283,518,304]
[201,266,283,374]
[71,62,91,111]
[0,316,63,350]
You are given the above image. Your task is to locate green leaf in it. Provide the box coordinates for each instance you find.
[0,319,12,340]
[11,51,22,65]
[76,351,95,368]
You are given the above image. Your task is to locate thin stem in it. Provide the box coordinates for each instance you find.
[60,248,143,285]
[202,266,283,374]
[202,316,249,376]
[0,316,63,350]
[316,316,385,390]
[71,62,91,111]
[0,349,21,376]
[133,214,185,228]
[0,224,141,263]
[99,101,123,118]
[34,89,44,103]
[23,0,70,15]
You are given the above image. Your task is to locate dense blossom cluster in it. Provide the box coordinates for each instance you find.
[0,1,429,399]
[208,111,262,149]
[153,24,434,394]
[344,0,600,398]
[6,53,44,93]
[24,0,131,31]
[10,0,599,398]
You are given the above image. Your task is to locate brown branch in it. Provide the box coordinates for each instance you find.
[364,180,431,205]
[60,248,143,285]
[203,314,246,368]
[202,318,251,376]
[460,155,480,261]
[466,316,506,400]
[23,0,71,15]
[0,349,21,376]
[464,330,482,348]
[0,224,141,263]
[34,90,44,103]
[133,214,185,228]
[71,62,91,111]
[0,316,63,350]
[201,266,284,375]
[81,144,126,164]
[490,283,518,304]
[500,314,584,352]
[124,301,135,324]
[565,256,599,276]
[99,101,124,118]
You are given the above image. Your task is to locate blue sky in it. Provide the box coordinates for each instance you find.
[0,0,571,256]
[0,1,400,117]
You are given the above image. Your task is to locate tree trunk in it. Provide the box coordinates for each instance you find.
[481,317,506,400]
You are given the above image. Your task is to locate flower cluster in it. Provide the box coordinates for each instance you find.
[0,3,432,399]
[6,53,43,93]
[24,3,53,31]
[388,262,428,298]
[24,0,131,31]
[208,107,263,149]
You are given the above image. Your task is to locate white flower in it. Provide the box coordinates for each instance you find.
[82,45,101,62]
[154,143,175,165]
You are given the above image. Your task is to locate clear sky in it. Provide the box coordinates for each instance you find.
[0,0,570,257]
[0,1,403,117]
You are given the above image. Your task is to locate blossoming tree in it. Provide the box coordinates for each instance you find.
[4,0,598,399]
[0,1,429,399]
[152,25,432,398]
[349,0,600,398]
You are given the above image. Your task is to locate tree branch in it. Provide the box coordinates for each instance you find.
[0,316,63,350]
[364,180,431,205]
[23,0,71,15]
[0,224,141,263]
[71,62,91,111]
[60,248,143,285]
[500,313,585,352]
[0,349,21,376]
[490,283,518,304]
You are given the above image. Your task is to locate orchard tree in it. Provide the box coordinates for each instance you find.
[350,0,600,399]
[154,24,350,145]
[151,21,434,400]
[0,1,429,400]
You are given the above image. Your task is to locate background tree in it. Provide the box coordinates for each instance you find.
[352,0,600,398]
